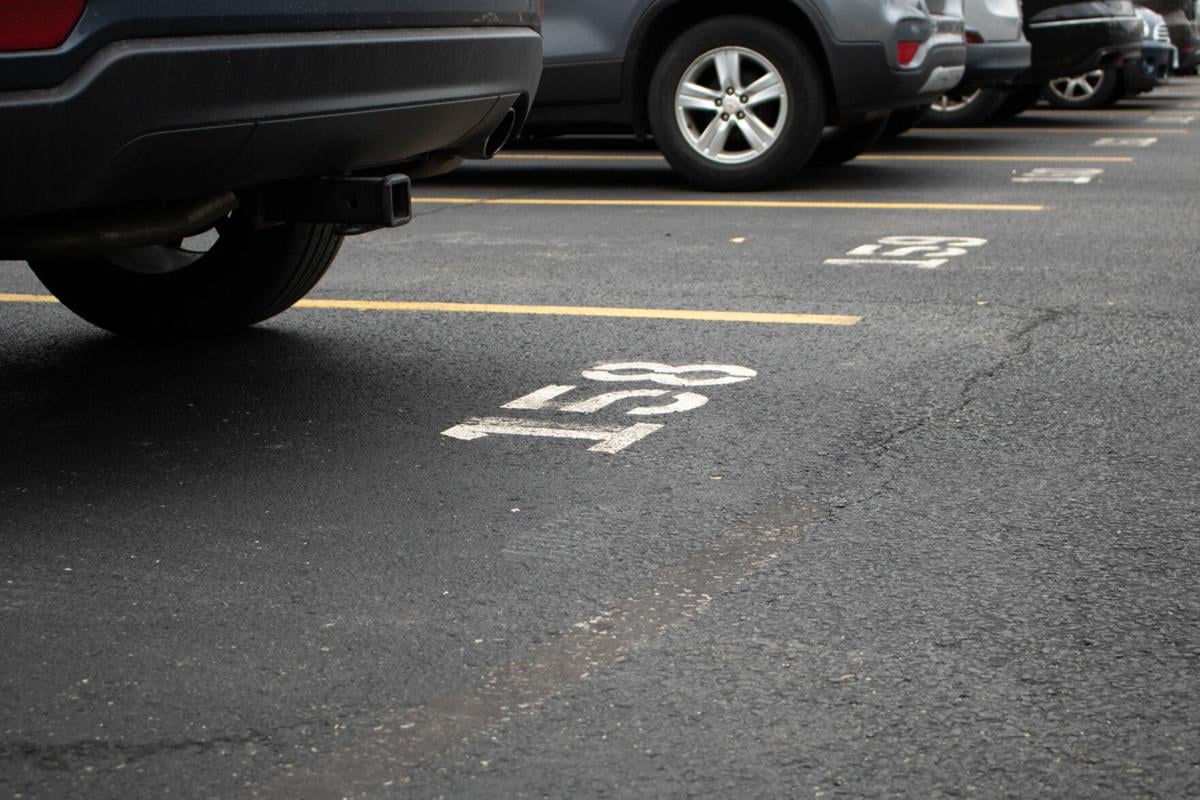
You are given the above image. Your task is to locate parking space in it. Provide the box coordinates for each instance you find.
[3,82,1200,798]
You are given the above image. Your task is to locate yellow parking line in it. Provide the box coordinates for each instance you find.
[860,154,1133,163]
[919,127,1188,135]
[496,152,1131,164]
[294,299,861,326]
[417,197,1043,212]
[0,293,57,303]
[496,153,664,161]
[0,293,860,327]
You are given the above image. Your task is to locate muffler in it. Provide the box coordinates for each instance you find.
[0,191,239,260]
[453,108,518,160]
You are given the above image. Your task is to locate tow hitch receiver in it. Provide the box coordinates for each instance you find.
[261,173,412,235]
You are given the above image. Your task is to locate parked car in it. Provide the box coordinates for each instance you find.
[902,0,1142,126]
[0,1,543,336]
[1138,0,1200,70]
[892,0,1031,129]
[525,0,968,190]
[1043,5,1177,108]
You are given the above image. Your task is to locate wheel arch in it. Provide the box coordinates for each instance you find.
[624,0,836,135]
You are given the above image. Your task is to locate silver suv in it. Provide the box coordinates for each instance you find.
[528,0,967,190]
[923,0,1032,125]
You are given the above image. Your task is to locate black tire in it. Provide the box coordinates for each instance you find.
[29,212,342,336]
[647,16,826,191]
[1043,68,1120,109]
[805,115,889,167]
[992,84,1044,120]
[881,105,930,139]
[921,88,1008,127]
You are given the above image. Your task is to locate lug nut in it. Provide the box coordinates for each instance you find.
[737,111,745,119]
[740,96,749,103]
[726,87,735,95]
[721,113,730,121]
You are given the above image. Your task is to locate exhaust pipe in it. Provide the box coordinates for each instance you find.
[0,191,238,260]
[454,108,518,160]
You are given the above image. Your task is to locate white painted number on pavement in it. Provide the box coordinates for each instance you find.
[825,235,987,270]
[443,362,757,454]
[581,362,756,387]
[442,417,664,455]
[1094,137,1157,147]
[1013,167,1103,185]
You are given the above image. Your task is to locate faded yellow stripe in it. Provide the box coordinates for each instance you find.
[495,153,665,161]
[860,154,1133,163]
[497,152,1132,164]
[919,127,1187,135]
[294,299,860,326]
[416,197,1042,212]
[0,293,859,326]
[0,293,58,303]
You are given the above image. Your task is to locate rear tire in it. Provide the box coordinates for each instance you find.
[29,211,342,336]
[882,105,930,138]
[647,16,826,190]
[805,116,889,167]
[992,84,1044,120]
[1043,68,1120,109]
[921,88,1008,126]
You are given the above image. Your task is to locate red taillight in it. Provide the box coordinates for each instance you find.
[0,0,85,53]
[965,31,985,44]
[897,41,921,66]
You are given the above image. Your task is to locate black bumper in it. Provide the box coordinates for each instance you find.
[964,39,1033,87]
[0,27,542,221]
[1021,15,1143,82]
[829,42,969,115]
[1124,41,1176,93]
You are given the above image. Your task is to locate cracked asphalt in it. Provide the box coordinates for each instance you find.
[3,83,1200,798]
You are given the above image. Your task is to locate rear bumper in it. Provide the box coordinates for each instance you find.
[1022,15,1142,82]
[1124,41,1176,92]
[0,27,542,221]
[964,38,1033,86]
[830,41,968,115]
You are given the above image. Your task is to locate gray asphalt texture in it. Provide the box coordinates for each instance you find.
[2,85,1199,799]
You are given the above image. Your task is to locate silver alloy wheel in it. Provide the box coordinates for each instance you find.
[931,88,982,114]
[674,46,789,165]
[1048,70,1106,102]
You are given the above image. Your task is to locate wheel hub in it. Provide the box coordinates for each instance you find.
[673,45,789,166]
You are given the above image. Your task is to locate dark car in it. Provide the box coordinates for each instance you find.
[0,1,542,336]
[524,0,968,190]
[916,0,1142,125]
[1138,0,1200,69]
[1043,5,1177,108]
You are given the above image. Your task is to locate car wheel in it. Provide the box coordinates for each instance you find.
[29,210,342,336]
[921,88,1008,126]
[647,16,825,190]
[805,116,889,167]
[881,105,931,139]
[1043,68,1120,109]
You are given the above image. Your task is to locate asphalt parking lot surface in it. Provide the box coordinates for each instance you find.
[3,83,1200,799]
